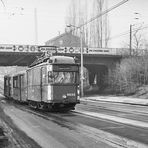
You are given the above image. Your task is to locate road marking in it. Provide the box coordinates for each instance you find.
[99,126,125,130]
[31,125,40,128]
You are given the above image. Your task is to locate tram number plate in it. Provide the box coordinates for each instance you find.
[67,93,75,97]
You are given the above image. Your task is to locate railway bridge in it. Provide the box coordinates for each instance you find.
[0,44,129,92]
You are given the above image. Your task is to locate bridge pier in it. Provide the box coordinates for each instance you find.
[84,64,108,93]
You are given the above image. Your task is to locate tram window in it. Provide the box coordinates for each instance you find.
[52,72,76,84]
[33,68,40,85]
[48,71,54,83]
[41,67,47,84]
[13,77,18,88]
[6,79,9,86]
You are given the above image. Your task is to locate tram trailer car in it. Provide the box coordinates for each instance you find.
[27,56,80,111]
[4,71,27,102]
[12,71,27,102]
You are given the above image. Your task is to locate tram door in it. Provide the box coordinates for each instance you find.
[19,75,22,101]
[40,67,47,102]
[20,74,27,102]
[4,76,11,97]
[40,68,43,101]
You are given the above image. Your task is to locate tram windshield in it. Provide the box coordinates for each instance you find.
[48,71,78,84]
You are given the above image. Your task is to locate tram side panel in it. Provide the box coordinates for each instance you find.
[27,67,42,102]
[12,75,19,101]
[20,73,27,102]
[12,72,27,102]
[40,66,48,102]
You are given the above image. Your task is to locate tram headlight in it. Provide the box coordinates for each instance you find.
[77,85,80,102]
[77,85,80,96]
[62,95,67,99]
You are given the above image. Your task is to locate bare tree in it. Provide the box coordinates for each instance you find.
[122,25,148,56]
[89,0,110,47]
[132,27,144,49]
[66,0,110,48]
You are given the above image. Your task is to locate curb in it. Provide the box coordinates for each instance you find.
[81,97,148,106]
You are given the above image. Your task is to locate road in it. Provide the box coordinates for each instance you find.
[0,96,148,148]
[76,100,148,144]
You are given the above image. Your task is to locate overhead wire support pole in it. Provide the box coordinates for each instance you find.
[80,28,84,97]
[67,0,129,97]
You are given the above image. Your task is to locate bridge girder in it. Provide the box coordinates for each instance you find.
[0,52,42,66]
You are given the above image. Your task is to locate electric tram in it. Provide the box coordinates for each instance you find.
[4,51,80,111]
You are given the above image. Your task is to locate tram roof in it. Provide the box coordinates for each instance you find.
[50,56,75,64]
[4,70,27,77]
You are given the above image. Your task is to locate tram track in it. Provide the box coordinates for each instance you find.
[7,101,148,148]
[78,101,148,123]
[80,100,148,115]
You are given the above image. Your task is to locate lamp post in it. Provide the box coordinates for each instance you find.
[129,13,141,56]
[67,25,84,97]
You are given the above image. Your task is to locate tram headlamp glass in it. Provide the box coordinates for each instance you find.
[77,85,80,95]
[62,95,67,99]
[77,88,80,95]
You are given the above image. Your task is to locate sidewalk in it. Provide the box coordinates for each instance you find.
[81,95,148,105]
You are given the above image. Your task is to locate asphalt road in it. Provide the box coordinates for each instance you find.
[0,100,117,148]
[76,100,148,144]
[1,96,148,148]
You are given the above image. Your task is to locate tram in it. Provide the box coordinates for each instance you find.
[27,55,80,110]
[4,53,80,111]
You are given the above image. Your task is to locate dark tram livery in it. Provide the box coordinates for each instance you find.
[4,54,80,111]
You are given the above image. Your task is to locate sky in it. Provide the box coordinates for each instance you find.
[0,0,69,45]
[0,0,148,48]
[108,0,148,47]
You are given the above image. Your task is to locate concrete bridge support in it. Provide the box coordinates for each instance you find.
[84,64,108,92]
[84,60,118,93]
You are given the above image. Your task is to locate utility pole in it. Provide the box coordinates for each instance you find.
[34,8,38,45]
[80,28,84,97]
[67,25,84,97]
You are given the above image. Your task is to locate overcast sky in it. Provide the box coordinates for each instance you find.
[0,0,147,48]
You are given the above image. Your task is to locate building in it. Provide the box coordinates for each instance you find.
[45,31,87,48]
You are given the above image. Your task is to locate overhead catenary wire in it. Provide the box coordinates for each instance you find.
[107,24,148,41]
[0,0,5,8]
[69,0,129,32]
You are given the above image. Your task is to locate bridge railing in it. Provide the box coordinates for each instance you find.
[57,47,148,56]
[56,47,131,56]
[0,44,147,56]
